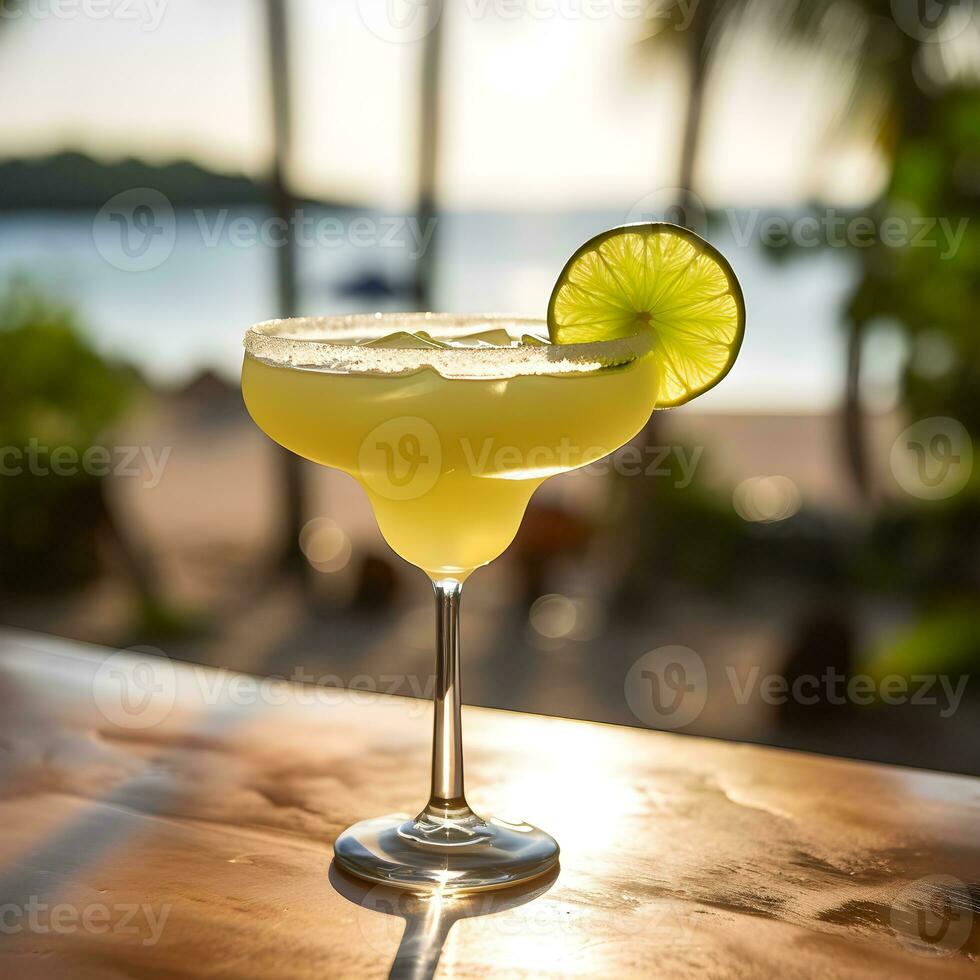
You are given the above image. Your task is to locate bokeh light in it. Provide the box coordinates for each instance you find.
[529,594,605,644]
[299,518,352,573]
[732,476,801,524]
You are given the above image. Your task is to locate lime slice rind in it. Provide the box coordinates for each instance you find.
[547,222,744,407]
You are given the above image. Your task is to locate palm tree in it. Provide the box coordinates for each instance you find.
[656,0,717,221]
[414,3,445,308]
[633,0,916,510]
[607,0,882,608]
[262,0,307,578]
[637,0,858,223]
[259,0,445,580]
[837,1,967,502]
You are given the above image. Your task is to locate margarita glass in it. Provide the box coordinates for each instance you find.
[242,312,660,891]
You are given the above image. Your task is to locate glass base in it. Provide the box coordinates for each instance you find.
[334,805,560,893]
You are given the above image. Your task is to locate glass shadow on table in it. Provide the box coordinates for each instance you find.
[329,861,559,980]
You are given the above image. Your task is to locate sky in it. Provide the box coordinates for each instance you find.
[0,0,918,411]
[0,0,886,210]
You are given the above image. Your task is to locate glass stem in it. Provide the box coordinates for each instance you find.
[425,578,470,817]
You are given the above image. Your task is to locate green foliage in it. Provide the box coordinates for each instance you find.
[863,604,980,680]
[0,279,134,449]
[849,85,980,436]
[0,280,138,591]
[650,476,744,589]
[861,495,980,595]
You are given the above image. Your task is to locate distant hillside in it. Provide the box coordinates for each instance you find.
[0,152,337,210]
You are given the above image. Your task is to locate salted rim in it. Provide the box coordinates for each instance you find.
[243,312,654,379]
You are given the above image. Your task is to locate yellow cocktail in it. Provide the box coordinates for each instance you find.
[242,315,658,579]
[240,225,744,894]
[241,312,657,893]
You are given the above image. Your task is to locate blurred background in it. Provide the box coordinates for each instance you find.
[1,0,978,772]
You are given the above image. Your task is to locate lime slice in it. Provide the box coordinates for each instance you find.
[547,222,744,407]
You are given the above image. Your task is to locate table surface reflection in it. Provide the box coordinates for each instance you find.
[0,629,977,978]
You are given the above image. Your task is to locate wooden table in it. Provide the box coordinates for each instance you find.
[0,629,977,978]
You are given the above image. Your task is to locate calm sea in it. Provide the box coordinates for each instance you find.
[0,207,854,410]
